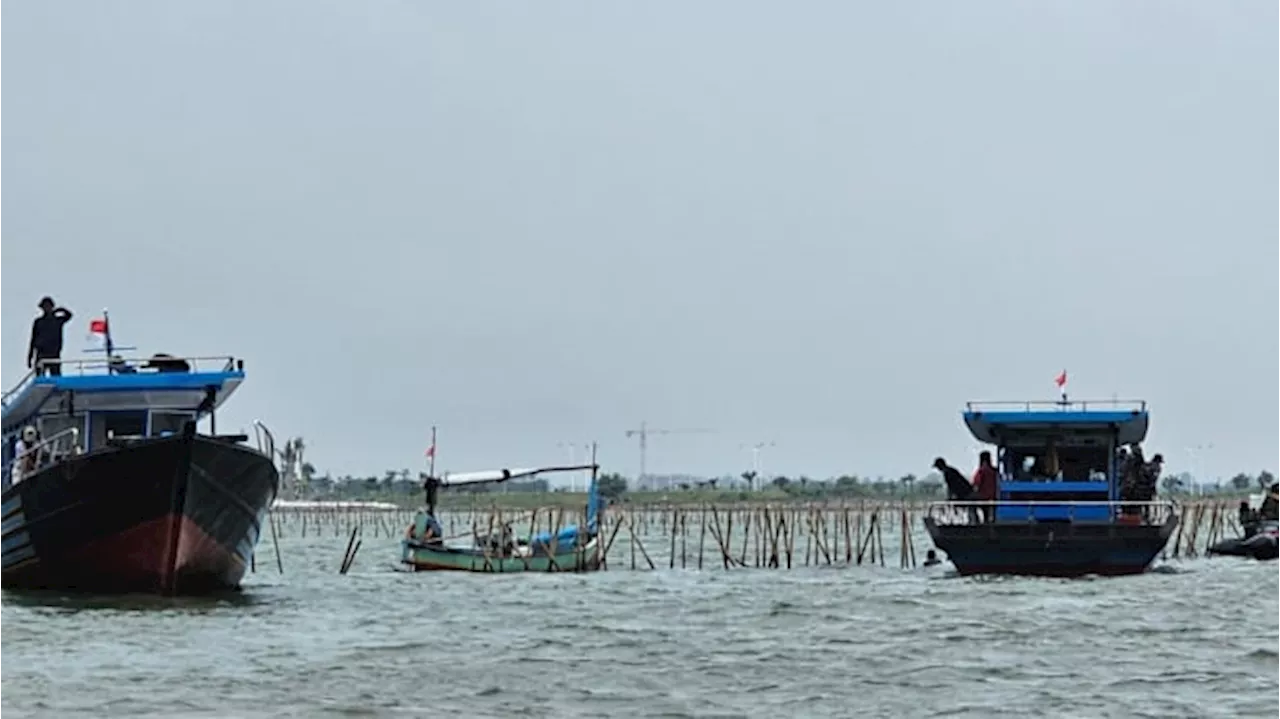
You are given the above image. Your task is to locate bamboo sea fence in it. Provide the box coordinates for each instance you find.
[251,498,1254,575]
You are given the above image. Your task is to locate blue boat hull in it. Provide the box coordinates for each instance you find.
[923,517,1178,577]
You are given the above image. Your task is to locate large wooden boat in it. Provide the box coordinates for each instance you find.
[923,398,1179,577]
[1,311,279,594]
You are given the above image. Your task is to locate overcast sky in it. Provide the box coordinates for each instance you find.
[3,1,1276,483]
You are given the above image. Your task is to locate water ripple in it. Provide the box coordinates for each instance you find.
[3,536,1277,718]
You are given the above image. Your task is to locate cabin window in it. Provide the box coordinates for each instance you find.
[1004,443,1110,482]
[149,412,195,437]
[89,411,148,449]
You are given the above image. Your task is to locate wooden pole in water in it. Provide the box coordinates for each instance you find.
[269,511,284,574]
[697,506,707,570]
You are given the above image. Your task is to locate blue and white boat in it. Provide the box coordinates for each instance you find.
[1,311,279,594]
[923,398,1179,577]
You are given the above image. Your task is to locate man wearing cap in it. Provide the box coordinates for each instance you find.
[27,297,74,376]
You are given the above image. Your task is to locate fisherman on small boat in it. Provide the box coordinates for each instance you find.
[1238,501,1259,537]
[407,474,445,545]
[1261,483,1279,522]
[923,549,941,567]
[27,297,74,377]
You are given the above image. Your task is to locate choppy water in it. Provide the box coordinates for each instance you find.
[3,533,1278,718]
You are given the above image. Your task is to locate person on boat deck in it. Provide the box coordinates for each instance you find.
[1260,483,1279,522]
[1139,454,1163,501]
[971,451,998,524]
[27,297,74,377]
[12,426,42,484]
[935,457,980,522]
[934,457,973,502]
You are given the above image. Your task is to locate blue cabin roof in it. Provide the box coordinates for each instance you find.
[962,399,1149,446]
[1,355,246,433]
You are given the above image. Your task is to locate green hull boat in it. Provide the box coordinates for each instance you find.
[399,441,607,574]
[401,536,602,572]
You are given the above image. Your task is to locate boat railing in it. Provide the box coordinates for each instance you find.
[36,353,240,376]
[1,369,39,409]
[252,420,277,460]
[965,399,1147,413]
[926,500,1177,526]
[5,427,82,485]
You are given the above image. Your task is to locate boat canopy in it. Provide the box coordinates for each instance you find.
[962,399,1149,446]
[1,355,246,434]
[438,463,598,487]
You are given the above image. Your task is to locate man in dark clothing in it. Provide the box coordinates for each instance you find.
[934,457,974,501]
[1260,483,1279,522]
[28,297,74,376]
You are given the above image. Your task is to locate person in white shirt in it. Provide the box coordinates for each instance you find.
[12,426,41,485]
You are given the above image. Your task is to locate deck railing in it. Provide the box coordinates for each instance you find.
[926,500,1177,526]
[964,399,1147,413]
[38,355,238,376]
[253,420,277,461]
[2,355,241,409]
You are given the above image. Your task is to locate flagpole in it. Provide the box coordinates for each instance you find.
[103,309,114,358]
[428,426,437,478]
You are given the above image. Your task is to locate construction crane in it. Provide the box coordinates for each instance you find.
[740,441,776,491]
[624,421,715,485]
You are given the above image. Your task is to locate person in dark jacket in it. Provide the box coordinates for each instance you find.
[27,297,74,376]
[1261,483,1279,522]
[934,457,975,500]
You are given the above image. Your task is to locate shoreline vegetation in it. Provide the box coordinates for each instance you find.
[285,469,1277,510]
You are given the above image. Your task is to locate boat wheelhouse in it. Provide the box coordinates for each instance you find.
[922,398,1179,577]
[2,314,279,595]
[2,354,247,484]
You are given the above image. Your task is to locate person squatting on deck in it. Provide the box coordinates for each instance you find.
[27,297,74,376]
[971,451,998,524]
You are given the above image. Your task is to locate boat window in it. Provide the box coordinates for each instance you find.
[89,411,148,449]
[1004,444,1110,482]
[150,412,195,437]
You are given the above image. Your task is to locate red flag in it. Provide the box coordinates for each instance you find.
[89,318,108,335]
[1054,370,1067,388]
[424,443,436,458]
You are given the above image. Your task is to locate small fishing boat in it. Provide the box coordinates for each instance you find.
[1206,492,1278,561]
[401,451,606,572]
[1,311,280,594]
[923,398,1179,577]
[1206,521,1278,561]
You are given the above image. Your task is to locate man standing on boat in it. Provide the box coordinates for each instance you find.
[27,297,74,376]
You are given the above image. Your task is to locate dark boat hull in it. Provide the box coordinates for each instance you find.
[1206,523,1278,561]
[923,517,1178,577]
[1,428,278,595]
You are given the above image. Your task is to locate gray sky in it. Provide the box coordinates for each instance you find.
[3,1,1276,483]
